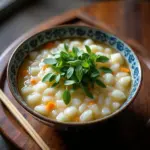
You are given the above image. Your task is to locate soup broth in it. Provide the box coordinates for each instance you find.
[18,38,131,122]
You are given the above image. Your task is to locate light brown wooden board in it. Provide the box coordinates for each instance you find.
[1,1,150,150]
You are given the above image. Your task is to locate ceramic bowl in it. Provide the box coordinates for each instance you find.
[7,25,142,130]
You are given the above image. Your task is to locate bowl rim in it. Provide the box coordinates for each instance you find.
[7,25,143,126]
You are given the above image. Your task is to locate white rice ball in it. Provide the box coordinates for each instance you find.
[79,103,87,114]
[51,109,58,118]
[84,39,94,45]
[111,90,126,101]
[64,106,78,119]
[34,104,48,116]
[42,96,53,104]
[30,66,40,76]
[103,73,115,85]
[70,41,82,49]
[101,107,111,116]
[55,90,64,99]
[56,100,66,108]
[80,110,93,122]
[105,48,112,54]
[112,102,121,110]
[21,87,33,95]
[89,104,100,117]
[110,63,120,73]
[105,97,112,106]
[111,53,124,65]
[43,88,56,96]
[90,45,103,53]
[116,72,129,79]
[33,82,48,93]
[56,112,68,122]
[118,76,131,87]
[71,98,81,107]
[26,92,41,106]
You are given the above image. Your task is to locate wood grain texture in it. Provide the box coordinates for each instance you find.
[0,90,50,150]
[0,1,150,149]
[81,1,150,50]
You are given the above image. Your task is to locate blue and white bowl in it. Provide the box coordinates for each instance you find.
[7,25,142,129]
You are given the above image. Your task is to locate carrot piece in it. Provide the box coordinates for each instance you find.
[42,64,48,71]
[120,67,130,73]
[44,42,55,49]
[88,101,96,105]
[46,102,55,111]
[22,70,28,76]
[30,78,38,85]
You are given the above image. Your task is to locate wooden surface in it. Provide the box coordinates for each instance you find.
[1,1,150,150]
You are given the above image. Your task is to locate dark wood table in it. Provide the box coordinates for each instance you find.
[0,1,92,149]
[0,0,150,149]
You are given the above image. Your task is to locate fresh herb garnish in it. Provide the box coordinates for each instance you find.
[75,66,83,82]
[96,56,109,63]
[67,67,74,79]
[42,73,56,82]
[85,45,91,54]
[64,43,69,51]
[96,79,106,88]
[55,74,61,83]
[64,80,76,85]
[44,58,57,65]
[99,67,112,73]
[42,44,110,105]
[63,89,71,105]
[80,83,93,99]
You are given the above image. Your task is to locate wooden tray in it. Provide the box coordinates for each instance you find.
[1,2,150,150]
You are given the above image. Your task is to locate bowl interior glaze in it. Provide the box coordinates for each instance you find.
[7,25,142,126]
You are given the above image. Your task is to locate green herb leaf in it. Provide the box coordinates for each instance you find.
[64,43,69,51]
[42,73,52,82]
[60,51,69,59]
[44,58,57,65]
[72,47,79,56]
[67,60,81,66]
[80,84,93,99]
[77,50,83,57]
[83,68,88,74]
[75,66,83,82]
[99,67,112,73]
[96,79,106,88]
[55,74,61,83]
[56,60,63,68]
[85,45,91,53]
[61,72,65,76]
[82,53,89,59]
[67,67,74,79]
[54,54,60,59]
[82,76,90,85]
[90,53,97,62]
[82,60,90,68]
[61,66,68,72]
[91,71,100,78]
[49,73,56,81]
[96,56,109,63]
[64,80,76,85]
[63,90,71,105]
